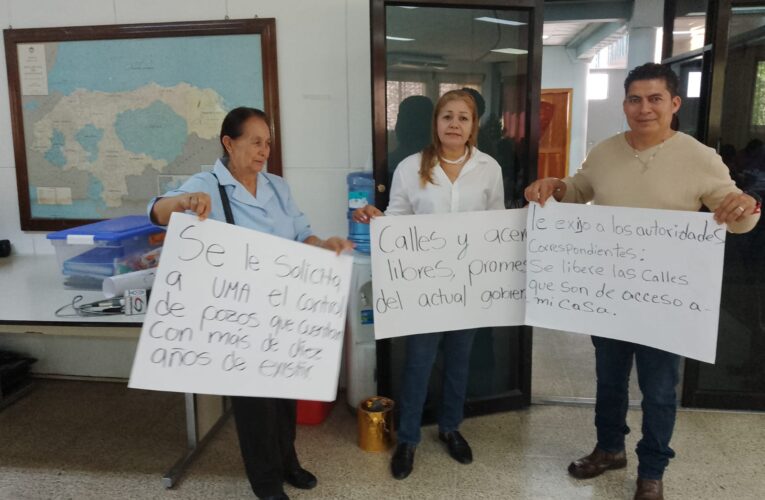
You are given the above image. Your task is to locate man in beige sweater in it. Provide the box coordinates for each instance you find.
[525,63,761,500]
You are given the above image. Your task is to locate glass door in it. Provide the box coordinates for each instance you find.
[665,0,765,410]
[371,0,543,420]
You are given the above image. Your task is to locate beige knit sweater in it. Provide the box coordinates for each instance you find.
[562,132,759,233]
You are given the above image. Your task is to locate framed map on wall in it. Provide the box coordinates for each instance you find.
[4,19,281,230]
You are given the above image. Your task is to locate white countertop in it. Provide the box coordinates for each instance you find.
[0,255,144,326]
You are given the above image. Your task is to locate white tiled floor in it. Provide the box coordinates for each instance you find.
[1,379,763,499]
[532,328,645,403]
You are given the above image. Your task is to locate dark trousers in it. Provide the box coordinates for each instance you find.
[592,336,680,480]
[231,396,299,497]
[397,329,477,444]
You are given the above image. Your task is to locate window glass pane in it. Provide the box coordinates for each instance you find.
[686,71,702,98]
[384,3,531,419]
[729,5,765,38]
[590,34,629,69]
[386,5,530,208]
[386,81,426,130]
[695,5,765,404]
[751,62,765,126]
[587,73,609,100]
[671,1,708,57]
[438,82,481,96]
[668,55,703,138]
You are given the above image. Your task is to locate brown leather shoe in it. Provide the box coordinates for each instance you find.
[567,447,627,479]
[634,478,663,500]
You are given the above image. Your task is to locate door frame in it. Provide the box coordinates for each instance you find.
[665,0,765,410]
[370,0,543,415]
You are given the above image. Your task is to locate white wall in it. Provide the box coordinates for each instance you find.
[0,0,371,378]
[0,0,372,257]
[541,46,589,174]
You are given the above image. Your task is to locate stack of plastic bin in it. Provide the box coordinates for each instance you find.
[46,215,164,289]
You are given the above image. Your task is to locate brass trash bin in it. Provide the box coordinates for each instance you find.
[357,396,395,452]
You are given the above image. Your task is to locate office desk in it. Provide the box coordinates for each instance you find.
[0,255,227,488]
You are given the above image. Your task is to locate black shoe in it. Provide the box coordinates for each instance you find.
[258,494,289,500]
[390,443,416,480]
[438,430,473,464]
[284,467,317,490]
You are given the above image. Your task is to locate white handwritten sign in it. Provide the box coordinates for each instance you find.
[525,201,726,363]
[128,212,353,401]
[369,209,528,339]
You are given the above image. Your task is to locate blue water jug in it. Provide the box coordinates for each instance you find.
[347,172,374,254]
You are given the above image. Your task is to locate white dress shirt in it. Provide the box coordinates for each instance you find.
[385,147,505,215]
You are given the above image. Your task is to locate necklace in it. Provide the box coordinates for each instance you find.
[627,134,665,169]
[441,147,469,165]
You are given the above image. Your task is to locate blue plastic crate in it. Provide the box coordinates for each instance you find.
[46,215,165,287]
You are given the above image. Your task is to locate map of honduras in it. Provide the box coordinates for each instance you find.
[21,35,264,219]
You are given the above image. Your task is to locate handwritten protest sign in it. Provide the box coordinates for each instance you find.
[369,209,528,339]
[129,212,353,401]
[525,201,726,363]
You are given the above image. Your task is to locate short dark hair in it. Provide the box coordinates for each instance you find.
[624,63,680,97]
[461,87,486,118]
[220,107,269,157]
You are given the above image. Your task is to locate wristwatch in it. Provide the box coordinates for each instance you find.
[745,190,762,214]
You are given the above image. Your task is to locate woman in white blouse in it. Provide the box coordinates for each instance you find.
[353,89,505,480]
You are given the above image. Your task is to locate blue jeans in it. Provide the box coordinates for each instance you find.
[592,336,680,480]
[396,329,477,445]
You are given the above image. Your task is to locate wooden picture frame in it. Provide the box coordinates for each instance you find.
[4,19,281,231]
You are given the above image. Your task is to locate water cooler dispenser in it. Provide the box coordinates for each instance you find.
[346,172,374,254]
[345,253,376,409]
[344,172,377,409]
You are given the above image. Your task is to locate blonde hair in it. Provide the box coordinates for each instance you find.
[419,90,479,186]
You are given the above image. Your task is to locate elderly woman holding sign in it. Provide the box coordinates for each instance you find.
[353,90,505,480]
[150,107,352,500]
[525,63,760,500]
